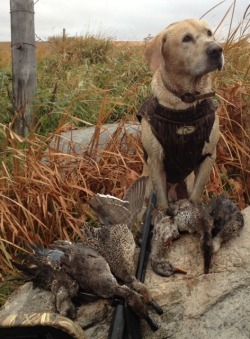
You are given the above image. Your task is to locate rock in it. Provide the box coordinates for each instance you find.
[0,282,56,316]
[1,207,250,339]
[48,122,141,155]
[76,299,112,338]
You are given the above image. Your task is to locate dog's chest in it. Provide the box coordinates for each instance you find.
[137,97,216,183]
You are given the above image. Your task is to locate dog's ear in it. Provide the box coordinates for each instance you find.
[145,22,181,72]
[144,32,165,72]
[145,24,174,72]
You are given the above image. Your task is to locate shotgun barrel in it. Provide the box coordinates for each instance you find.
[108,190,157,339]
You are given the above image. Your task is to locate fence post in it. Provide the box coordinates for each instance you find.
[63,28,66,41]
[10,0,36,137]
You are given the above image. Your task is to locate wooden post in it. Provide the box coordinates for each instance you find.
[62,28,66,41]
[10,0,36,137]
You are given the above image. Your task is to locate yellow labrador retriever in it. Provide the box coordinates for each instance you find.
[137,19,224,209]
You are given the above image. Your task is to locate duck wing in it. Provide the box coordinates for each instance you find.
[87,193,130,225]
[28,243,65,268]
[123,176,147,227]
[88,176,146,227]
[11,244,66,290]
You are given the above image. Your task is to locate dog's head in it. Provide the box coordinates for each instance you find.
[145,19,224,77]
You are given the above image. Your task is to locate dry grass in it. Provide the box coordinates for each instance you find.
[207,33,250,207]
[0,42,55,68]
[0,43,11,68]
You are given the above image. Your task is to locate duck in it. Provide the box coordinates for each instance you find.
[12,244,79,319]
[151,209,187,276]
[12,242,150,320]
[53,241,149,319]
[167,199,214,274]
[208,195,244,252]
[84,176,153,303]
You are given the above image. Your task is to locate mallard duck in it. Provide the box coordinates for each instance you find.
[12,245,78,319]
[85,176,152,303]
[209,195,244,252]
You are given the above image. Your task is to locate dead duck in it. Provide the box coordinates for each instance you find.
[53,241,149,319]
[13,242,150,320]
[85,176,152,303]
[12,244,78,319]
[151,209,187,276]
[208,195,244,252]
[168,199,214,274]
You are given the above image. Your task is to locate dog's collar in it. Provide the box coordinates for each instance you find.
[160,75,215,103]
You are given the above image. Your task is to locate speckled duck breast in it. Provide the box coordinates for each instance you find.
[137,96,216,183]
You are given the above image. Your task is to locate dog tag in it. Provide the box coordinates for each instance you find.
[176,126,196,135]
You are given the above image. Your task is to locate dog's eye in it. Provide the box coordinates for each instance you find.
[182,34,193,42]
[207,30,212,37]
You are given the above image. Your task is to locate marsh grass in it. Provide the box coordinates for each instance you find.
[0,3,249,302]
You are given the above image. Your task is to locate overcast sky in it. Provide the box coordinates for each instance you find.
[0,0,249,41]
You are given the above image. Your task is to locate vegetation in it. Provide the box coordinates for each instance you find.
[0,3,249,305]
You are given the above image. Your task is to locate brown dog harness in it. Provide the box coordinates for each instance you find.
[137,96,216,183]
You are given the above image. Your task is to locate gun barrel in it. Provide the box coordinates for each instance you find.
[123,190,157,338]
[108,301,125,339]
[136,190,156,281]
[108,190,157,339]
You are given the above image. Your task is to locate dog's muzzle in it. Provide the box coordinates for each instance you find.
[206,43,224,71]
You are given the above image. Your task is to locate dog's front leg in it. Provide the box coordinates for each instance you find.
[189,150,216,202]
[141,119,168,209]
[148,156,168,209]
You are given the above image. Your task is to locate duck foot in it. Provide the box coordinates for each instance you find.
[145,315,159,331]
[151,258,187,277]
[148,300,163,315]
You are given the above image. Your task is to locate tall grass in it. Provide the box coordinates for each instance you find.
[208,2,250,207]
[0,4,249,290]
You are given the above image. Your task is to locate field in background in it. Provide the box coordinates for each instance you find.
[0,3,249,303]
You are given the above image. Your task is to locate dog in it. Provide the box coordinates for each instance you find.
[137,19,224,209]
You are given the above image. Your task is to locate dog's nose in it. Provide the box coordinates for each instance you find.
[206,44,223,58]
